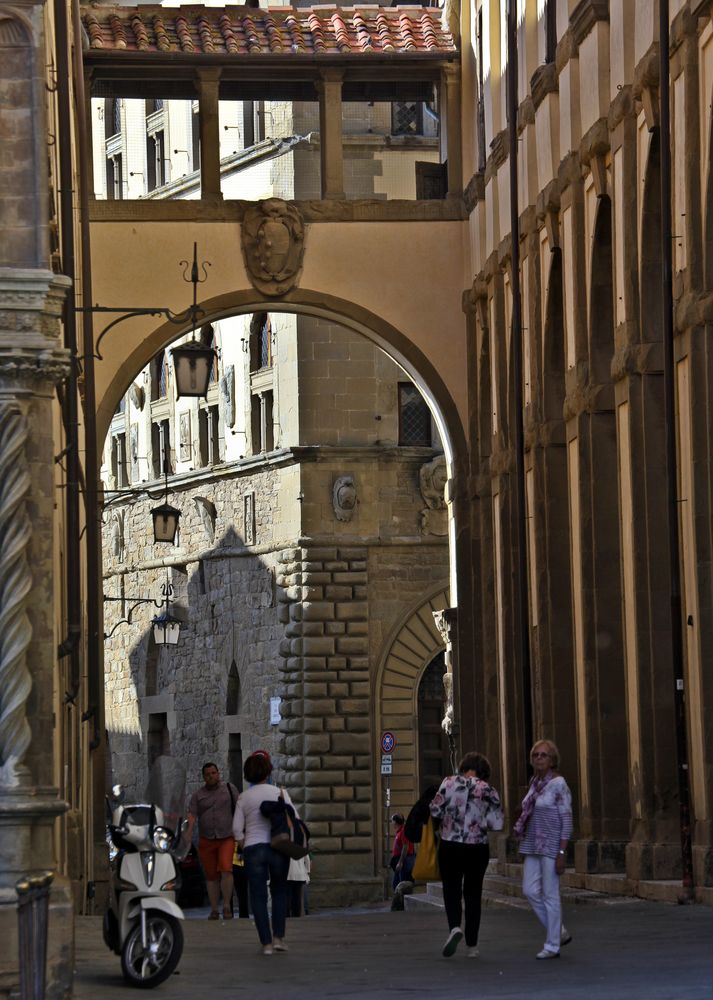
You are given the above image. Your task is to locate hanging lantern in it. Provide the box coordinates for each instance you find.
[171,341,216,399]
[151,501,181,543]
[152,609,181,646]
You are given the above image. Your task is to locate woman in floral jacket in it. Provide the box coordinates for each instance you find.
[429,752,503,959]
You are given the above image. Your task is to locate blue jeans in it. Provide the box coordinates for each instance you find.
[244,843,289,945]
[392,853,415,890]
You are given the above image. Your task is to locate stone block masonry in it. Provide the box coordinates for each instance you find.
[277,544,378,904]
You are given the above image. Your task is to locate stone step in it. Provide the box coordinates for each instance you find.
[404,863,713,911]
[403,890,443,913]
[494,863,713,907]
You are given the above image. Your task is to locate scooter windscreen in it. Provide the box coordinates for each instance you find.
[144,755,191,859]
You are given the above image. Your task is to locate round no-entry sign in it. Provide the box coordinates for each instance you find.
[381,731,396,754]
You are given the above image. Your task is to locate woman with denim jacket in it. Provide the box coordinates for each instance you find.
[429,752,504,959]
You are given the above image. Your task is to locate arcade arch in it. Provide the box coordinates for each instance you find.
[374,585,450,836]
[99,302,462,904]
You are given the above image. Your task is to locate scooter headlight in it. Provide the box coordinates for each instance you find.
[105,829,119,862]
[152,826,173,852]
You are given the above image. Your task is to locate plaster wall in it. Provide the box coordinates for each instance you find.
[88,219,469,452]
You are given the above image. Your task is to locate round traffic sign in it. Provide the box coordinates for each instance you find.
[381,731,396,754]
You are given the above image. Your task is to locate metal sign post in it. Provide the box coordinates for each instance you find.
[381,732,397,875]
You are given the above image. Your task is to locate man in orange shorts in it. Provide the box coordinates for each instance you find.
[187,762,239,920]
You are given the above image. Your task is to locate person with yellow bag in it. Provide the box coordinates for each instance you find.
[429,752,503,959]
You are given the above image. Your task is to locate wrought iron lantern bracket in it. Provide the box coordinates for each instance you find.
[103,582,174,640]
[77,244,211,361]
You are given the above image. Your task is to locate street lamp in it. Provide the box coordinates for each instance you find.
[151,500,181,543]
[151,607,181,646]
[171,339,216,399]
[170,246,216,399]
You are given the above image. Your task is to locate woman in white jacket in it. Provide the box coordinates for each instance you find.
[232,750,297,955]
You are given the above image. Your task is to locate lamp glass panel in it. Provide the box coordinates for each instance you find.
[172,348,214,398]
[152,507,179,543]
[153,619,180,646]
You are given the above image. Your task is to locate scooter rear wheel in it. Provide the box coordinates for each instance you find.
[121,912,183,988]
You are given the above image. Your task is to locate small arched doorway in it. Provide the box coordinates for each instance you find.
[417,651,450,790]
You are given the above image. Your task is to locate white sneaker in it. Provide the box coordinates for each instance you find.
[560,926,573,946]
[536,949,559,960]
[262,945,273,956]
[442,927,463,958]
[467,947,480,959]
[273,938,289,952]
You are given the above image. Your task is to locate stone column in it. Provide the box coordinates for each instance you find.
[276,544,380,906]
[196,69,222,202]
[0,268,72,997]
[441,64,463,200]
[565,398,630,874]
[316,70,345,200]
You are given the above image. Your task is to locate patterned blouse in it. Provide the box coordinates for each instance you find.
[429,775,504,845]
[518,775,573,859]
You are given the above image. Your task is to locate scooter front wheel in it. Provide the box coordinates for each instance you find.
[120,911,183,988]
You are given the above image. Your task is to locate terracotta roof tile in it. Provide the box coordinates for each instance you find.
[81,5,456,57]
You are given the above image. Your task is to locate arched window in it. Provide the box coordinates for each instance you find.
[589,196,614,386]
[200,323,220,385]
[226,661,241,715]
[250,312,272,372]
[150,351,168,400]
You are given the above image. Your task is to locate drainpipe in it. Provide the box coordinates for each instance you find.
[506,0,533,760]
[54,0,82,702]
[71,0,107,912]
[658,0,694,900]
[71,0,102,758]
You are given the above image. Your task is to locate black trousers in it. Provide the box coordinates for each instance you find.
[437,839,489,947]
[232,864,250,918]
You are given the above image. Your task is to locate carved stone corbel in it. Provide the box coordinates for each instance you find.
[433,607,458,740]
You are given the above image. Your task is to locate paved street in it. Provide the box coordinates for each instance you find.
[73,897,713,999]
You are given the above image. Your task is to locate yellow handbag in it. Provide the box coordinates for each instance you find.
[412,817,440,881]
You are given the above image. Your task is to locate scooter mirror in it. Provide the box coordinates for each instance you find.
[111,784,125,801]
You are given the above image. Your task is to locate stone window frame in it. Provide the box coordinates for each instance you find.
[198,402,220,467]
[398,381,432,447]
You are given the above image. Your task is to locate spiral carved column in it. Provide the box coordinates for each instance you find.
[0,402,33,788]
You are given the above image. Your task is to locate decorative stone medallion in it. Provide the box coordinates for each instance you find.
[241,199,305,297]
[333,475,358,522]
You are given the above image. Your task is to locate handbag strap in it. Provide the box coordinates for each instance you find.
[227,782,236,814]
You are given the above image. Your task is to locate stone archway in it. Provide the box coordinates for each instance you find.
[374,584,449,856]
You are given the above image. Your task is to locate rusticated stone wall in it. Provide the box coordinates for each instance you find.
[276,544,378,904]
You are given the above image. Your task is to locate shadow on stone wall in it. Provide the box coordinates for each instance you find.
[105,521,284,804]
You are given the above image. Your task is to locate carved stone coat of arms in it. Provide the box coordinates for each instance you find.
[241,198,305,297]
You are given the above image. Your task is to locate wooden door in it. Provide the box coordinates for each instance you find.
[417,652,450,791]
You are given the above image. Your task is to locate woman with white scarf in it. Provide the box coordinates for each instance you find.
[514,739,573,960]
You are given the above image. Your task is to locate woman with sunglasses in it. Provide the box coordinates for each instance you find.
[514,739,573,960]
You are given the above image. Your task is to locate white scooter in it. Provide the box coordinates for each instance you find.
[103,757,188,988]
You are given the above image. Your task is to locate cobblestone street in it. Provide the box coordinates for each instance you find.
[73,898,713,999]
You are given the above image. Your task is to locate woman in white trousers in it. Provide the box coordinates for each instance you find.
[514,739,573,959]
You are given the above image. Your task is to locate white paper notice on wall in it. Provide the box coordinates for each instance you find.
[270,697,281,725]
